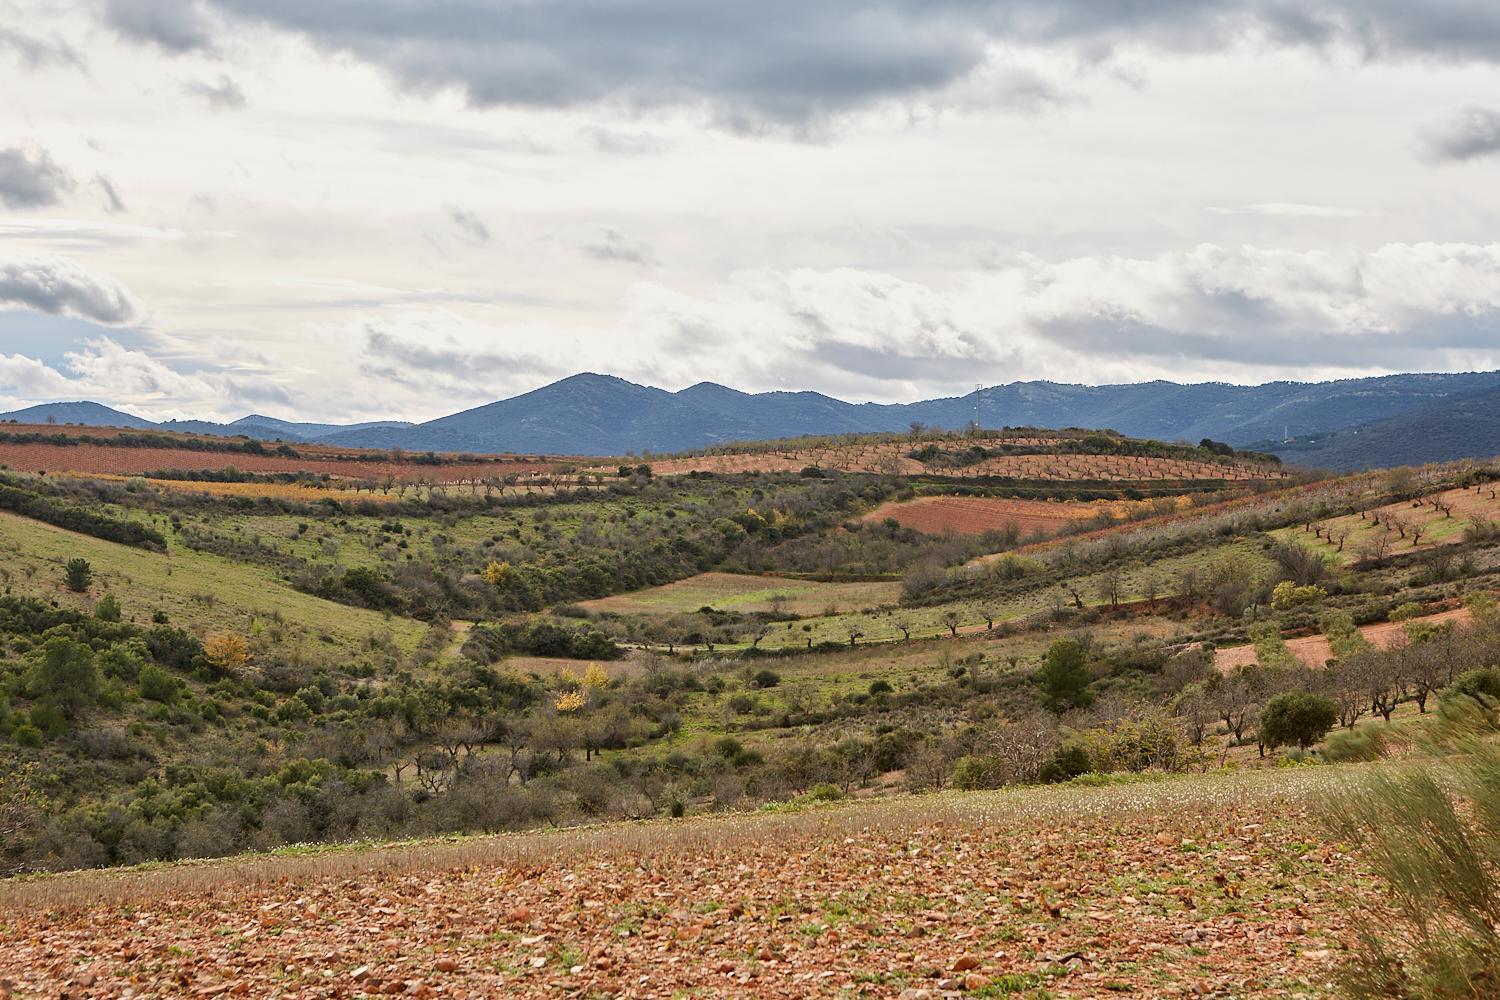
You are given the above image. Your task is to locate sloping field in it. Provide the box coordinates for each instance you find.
[0,768,1366,998]
[1273,484,1500,565]
[638,440,1286,482]
[864,496,1135,537]
[1215,607,1473,673]
[577,571,901,616]
[0,424,572,484]
[0,511,426,653]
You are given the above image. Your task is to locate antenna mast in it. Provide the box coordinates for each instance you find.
[974,384,982,429]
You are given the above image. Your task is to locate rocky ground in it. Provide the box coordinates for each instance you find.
[0,770,1368,999]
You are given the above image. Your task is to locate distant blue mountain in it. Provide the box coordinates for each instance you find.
[5,370,1500,466]
[0,400,155,429]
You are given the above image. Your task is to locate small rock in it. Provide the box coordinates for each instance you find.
[351,966,372,982]
[964,973,991,990]
[953,955,981,972]
[506,906,531,925]
[433,958,456,974]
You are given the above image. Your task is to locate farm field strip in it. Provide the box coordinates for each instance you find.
[863,495,1141,537]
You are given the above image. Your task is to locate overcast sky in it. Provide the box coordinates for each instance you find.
[2,0,1499,423]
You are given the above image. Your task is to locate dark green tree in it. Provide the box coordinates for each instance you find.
[1259,691,1337,750]
[26,636,100,720]
[64,557,93,593]
[1037,638,1092,712]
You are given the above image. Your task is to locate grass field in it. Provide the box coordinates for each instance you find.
[579,571,903,617]
[0,511,427,653]
[0,766,1368,998]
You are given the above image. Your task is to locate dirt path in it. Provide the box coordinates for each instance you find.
[1215,607,1472,673]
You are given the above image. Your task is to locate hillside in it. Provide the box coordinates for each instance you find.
[7,369,1500,462]
[1263,385,1500,470]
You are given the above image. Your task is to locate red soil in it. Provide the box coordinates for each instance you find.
[864,496,1120,537]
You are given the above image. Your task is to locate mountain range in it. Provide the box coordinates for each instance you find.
[4,370,1500,470]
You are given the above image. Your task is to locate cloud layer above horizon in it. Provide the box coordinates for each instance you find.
[2,0,1499,422]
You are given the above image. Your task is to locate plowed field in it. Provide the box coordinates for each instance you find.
[864,496,1131,537]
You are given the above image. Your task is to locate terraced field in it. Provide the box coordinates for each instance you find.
[864,496,1137,537]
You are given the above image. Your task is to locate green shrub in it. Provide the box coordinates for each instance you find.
[1447,668,1500,705]
[94,593,122,623]
[951,755,1006,790]
[11,723,43,748]
[750,669,781,689]
[137,664,180,704]
[1038,742,1093,783]
[868,679,893,696]
[1259,691,1337,750]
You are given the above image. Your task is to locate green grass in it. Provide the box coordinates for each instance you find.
[0,510,426,653]
[580,572,901,617]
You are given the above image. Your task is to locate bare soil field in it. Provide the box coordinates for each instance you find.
[1215,607,1473,673]
[864,496,1134,537]
[0,440,561,484]
[0,768,1365,999]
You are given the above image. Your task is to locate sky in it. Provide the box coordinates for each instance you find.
[1,0,1499,424]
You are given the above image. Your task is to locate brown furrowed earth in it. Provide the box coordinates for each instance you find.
[0,424,576,484]
[862,496,1135,538]
[0,769,1367,999]
[640,441,1286,483]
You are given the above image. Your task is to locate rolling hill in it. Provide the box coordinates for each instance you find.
[1258,384,1500,470]
[5,369,1500,462]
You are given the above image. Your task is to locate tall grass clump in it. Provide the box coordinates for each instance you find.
[1330,696,1500,997]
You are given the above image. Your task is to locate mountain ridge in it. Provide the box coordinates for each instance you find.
[4,370,1500,466]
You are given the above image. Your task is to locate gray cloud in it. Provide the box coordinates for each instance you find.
[116,1,1500,129]
[95,175,126,213]
[0,147,75,209]
[1420,106,1500,162]
[183,73,247,109]
[444,206,490,245]
[583,228,657,267]
[362,328,560,380]
[0,257,140,325]
[103,0,214,53]
[0,27,86,70]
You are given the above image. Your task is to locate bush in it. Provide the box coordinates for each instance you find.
[1259,691,1337,750]
[951,755,1007,790]
[1038,742,1093,783]
[137,664,180,704]
[868,679,893,696]
[95,593,122,622]
[1447,668,1500,705]
[750,669,781,689]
